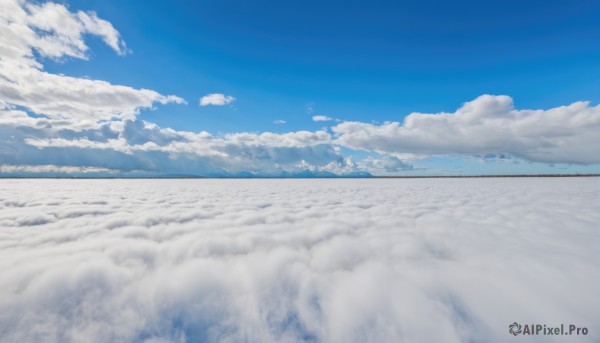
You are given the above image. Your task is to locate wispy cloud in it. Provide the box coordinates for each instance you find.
[273,119,286,124]
[312,115,333,122]
[305,103,314,114]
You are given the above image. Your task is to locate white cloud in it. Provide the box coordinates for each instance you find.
[273,119,286,124]
[358,156,413,174]
[0,68,185,125]
[6,93,600,175]
[223,130,330,148]
[0,179,598,342]
[199,93,236,106]
[23,125,332,155]
[312,115,333,122]
[5,118,351,176]
[0,0,125,63]
[333,95,600,164]
[0,164,118,174]
[305,103,314,114]
[0,0,184,129]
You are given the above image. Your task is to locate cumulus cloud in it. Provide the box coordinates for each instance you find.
[0,69,185,125]
[0,0,184,129]
[312,115,333,122]
[333,95,600,164]
[199,94,236,106]
[0,179,598,342]
[1,0,126,61]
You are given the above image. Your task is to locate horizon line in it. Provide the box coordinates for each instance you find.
[1,174,599,180]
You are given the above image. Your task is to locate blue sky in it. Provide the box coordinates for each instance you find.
[54,0,600,133]
[1,0,599,176]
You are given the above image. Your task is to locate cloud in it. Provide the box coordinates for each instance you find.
[199,94,236,106]
[273,120,286,124]
[223,130,330,148]
[305,103,314,114]
[358,156,413,174]
[1,0,126,61]
[1,118,358,176]
[22,122,333,156]
[0,164,118,174]
[5,93,600,175]
[0,178,598,342]
[312,115,333,122]
[0,0,184,130]
[333,95,600,164]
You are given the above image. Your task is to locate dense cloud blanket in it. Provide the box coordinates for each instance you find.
[0,179,599,342]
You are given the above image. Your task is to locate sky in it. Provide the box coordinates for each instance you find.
[1,0,599,176]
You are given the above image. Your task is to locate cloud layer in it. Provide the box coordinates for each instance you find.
[8,119,356,176]
[0,179,598,342]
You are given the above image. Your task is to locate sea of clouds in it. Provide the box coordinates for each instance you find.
[0,178,599,343]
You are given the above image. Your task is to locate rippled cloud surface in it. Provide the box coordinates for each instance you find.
[0,179,598,342]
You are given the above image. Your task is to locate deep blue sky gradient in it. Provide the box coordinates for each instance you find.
[46,0,600,135]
